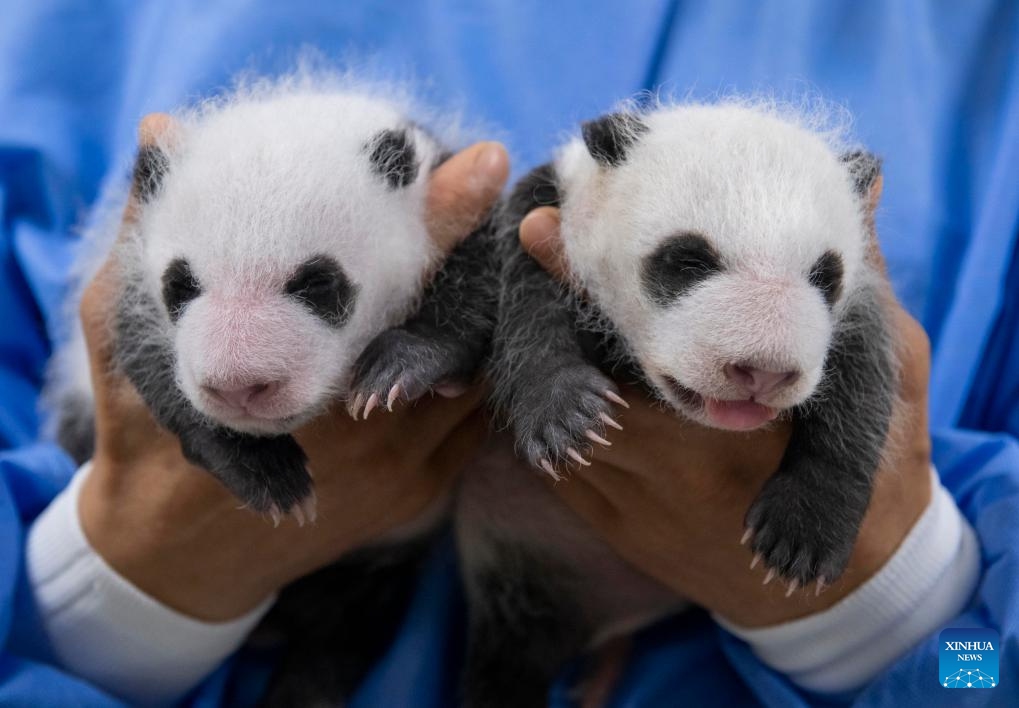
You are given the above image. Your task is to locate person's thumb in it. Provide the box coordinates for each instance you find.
[426,141,509,252]
[520,206,569,281]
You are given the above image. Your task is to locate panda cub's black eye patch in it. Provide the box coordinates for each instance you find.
[161,258,202,322]
[808,250,844,308]
[641,232,723,306]
[285,255,358,327]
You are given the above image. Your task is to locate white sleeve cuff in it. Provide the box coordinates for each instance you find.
[716,467,980,694]
[26,464,275,707]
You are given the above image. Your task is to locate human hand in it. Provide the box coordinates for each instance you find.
[518,202,932,627]
[78,115,509,621]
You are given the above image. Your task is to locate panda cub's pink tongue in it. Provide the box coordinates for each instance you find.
[704,398,778,431]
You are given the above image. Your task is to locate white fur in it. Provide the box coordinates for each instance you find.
[556,101,870,427]
[60,77,451,437]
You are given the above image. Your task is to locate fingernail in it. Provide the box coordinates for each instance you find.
[523,208,559,242]
[434,382,469,398]
[473,143,507,185]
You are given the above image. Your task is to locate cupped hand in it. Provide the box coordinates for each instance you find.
[518,204,932,627]
[78,115,509,621]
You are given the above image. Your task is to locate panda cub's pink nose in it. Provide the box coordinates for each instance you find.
[724,363,800,397]
[203,380,281,411]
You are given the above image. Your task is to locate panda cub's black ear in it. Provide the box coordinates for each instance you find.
[366,128,419,189]
[132,145,170,203]
[581,112,648,167]
[840,150,882,198]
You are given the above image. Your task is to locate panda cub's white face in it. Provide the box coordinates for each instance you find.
[132,90,441,435]
[557,104,870,431]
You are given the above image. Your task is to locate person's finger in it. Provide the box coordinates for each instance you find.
[542,469,622,531]
[124,113,176,225]
[426,141,509,252]
[83,113,186,449]
[519,207,569,280]
[298,383,485,463]
[82,111,178,371]
[82,256,170,461]
[891,306,931,405]
[863,174,887,275]
[422,410,489,493]
[389,384,488,459]
[139,112,174,145]
[79,259,120,386]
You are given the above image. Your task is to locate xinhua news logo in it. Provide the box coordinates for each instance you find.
[939,628,999,689]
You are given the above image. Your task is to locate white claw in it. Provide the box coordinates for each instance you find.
[566,447,591,466]
[269,507,282,528]
[785,579,799,597]
[599,412,623,431]
[539,458,562,480]
[750,554,762,570]
[586,429,612,447]
[350,392,365,420]
[604,390,630,408]
[300,493,318,525]
[293,504,306,527]
[815,577,826,597]
[386,383,401,411]
[740,528,753,546]
[763,569,776,585]
[363,392,380,419]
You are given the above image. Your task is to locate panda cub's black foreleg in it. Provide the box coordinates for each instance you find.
[257,535,437,707]
[489,164,624,475]
[114,280,313,519]
[349,216,499,415]
[744,283,896,588]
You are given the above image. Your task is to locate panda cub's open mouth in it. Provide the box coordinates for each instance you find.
[663,375,779,431]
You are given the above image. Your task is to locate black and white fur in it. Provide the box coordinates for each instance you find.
[458,100,895,706]
[47,77,495,516]
[45,77,498,707]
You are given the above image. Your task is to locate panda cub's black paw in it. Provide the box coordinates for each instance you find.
[511,361,627,479]
[243,439,317,527]
[743,472,858,594]
[182,430,316,526]
[348,327,478,419]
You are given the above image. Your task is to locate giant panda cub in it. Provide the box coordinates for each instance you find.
[457,101,895,706]
[44,78,497,706]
